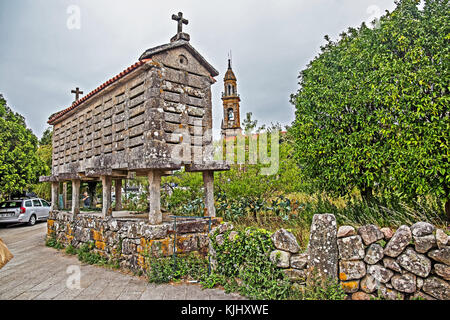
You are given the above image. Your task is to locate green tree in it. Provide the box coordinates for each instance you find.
[291,0,449,217]
[0,94,42,200]
[39,127,53,146]
[242,112,258,135]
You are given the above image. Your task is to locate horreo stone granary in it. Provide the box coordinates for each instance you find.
[40,12,229,224]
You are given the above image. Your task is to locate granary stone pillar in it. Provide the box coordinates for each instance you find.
[148,170,162,225]
[71,179,81,216]
[62,182,68,209]
[51,182,59,211]
[101,176,112,218]
[114,179,123,211]
[202,171,215,217]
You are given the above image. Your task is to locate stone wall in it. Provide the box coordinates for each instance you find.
[335,220,449,300]
[48,211,449,300]
[210,214,449,300]
[47,211,222,272]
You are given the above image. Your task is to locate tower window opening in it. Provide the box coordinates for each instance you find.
[227,108,234,121]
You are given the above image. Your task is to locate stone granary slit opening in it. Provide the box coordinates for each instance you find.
[40,12,229,225]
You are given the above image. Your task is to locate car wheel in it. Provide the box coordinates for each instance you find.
[28,215,36,226]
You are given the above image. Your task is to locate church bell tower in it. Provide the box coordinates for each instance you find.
[221,58,242,138]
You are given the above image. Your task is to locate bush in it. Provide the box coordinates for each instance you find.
[209,226,291,300]
[289,270,347,300]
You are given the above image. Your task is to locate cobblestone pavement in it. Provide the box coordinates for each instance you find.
[0,222,245,300]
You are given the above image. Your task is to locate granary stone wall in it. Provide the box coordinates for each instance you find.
[47,211,222,272]
[209,215,450,300]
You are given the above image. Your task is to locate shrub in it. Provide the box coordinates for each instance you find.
[209,227,291,300]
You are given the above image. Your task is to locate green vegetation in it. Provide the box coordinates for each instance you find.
[46,237,120,269]
[208,226,291,299]
[146,253,209,284]
[288,271,347,300]
[0,95,43,201]
[45,234,64,250]
[144,227,346,300]
[290,0,450,218]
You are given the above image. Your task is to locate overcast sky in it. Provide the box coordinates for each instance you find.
[0,0,398,139]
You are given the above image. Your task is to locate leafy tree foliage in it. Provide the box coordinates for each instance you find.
[39,127,53,146]
[291,0,449,217]
[0,95,42,200]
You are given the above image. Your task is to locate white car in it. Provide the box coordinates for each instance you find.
[0,198,51,226]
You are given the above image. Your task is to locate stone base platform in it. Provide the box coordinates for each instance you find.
[47,211,222,272]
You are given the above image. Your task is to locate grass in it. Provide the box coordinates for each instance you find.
[221,192,448,251]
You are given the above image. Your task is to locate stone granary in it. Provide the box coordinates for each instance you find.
[40,12,229,224]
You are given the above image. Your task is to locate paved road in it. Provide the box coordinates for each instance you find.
[0,222,245,300]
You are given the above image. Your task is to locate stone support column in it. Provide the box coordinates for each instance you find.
[51,182,59,211]
[71,179,81,216]
[63,182,68,209]
[101,176,112,218]
[148,170,162,225]
[114,179,123,211]
[202,171,215,217]
[307,214,338,279]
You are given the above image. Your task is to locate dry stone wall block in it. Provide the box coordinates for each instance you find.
[410,222,435,237]
[435,229,449,249]
[337,235,365,260]
[380,227,394,240]
[378,285,404,300]
[364,243,384,265]
[351,291,372,300]
[397,248,432,278]
[271,229,300,254]
[290,253,308,270]
[270,250,291,268]
[428,247,450,265]
[339,260,366,281]
[414,234,437,254]
[422,276,450,300]
[341,280,360,294]
[411,291,436,300]
[337,226,356,238]
[360,274,380,293]
[308,214,338,279]
[434,264,450,280]
[384,225,412,258]
[367,264,394,284]
[382,257,402,273]
[282,269,307,282]
[390,273,416,293]
[358,224,384,246]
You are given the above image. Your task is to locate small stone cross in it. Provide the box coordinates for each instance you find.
[71,87,83,102]
[172,12,188,34]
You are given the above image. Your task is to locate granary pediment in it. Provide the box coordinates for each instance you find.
[139,40,219,78]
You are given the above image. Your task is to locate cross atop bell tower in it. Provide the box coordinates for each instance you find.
[171,12,190,42]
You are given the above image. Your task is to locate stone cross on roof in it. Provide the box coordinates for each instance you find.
[71,87,83,102]
[170,12,190,42]
[172,12,188,34]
